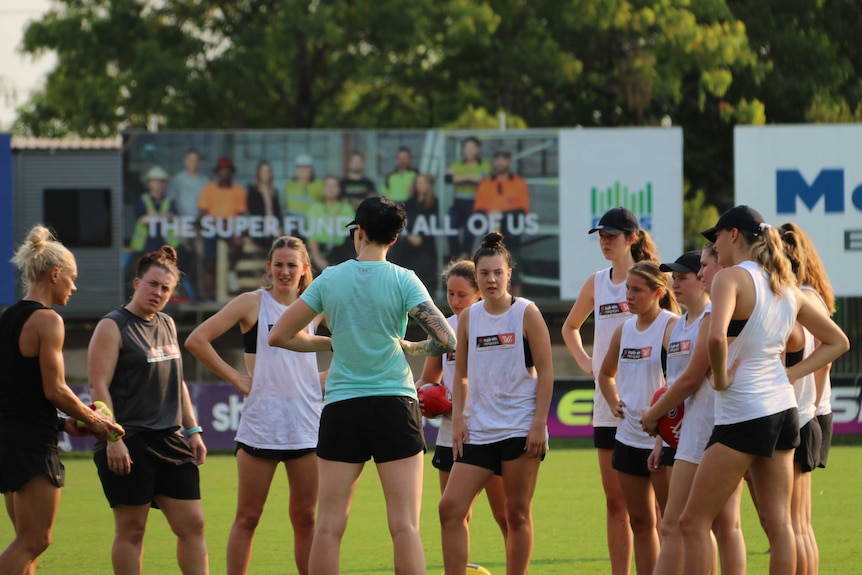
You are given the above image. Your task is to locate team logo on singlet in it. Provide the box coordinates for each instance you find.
[620,347,652,362]
[146,342,181,363]
[667,339,691,357]
[599,302,629,317]
[445,350,456,363]
[476,332,516,350]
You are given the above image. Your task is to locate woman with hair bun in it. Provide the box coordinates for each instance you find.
[0,225,122,574]
[88,245,210,575]
[561,206,659,574]
[680,206,849,575]
[439,231,554,575]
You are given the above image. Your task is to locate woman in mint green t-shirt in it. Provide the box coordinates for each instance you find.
[269,196,455,575]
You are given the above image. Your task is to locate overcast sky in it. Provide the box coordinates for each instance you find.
[0,0,55,128]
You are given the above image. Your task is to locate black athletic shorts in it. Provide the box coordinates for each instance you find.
[317,396,425,464]
[816,413,833,468]
[236,442,316,462]
[432,444,455,472]
[612,441,654,478]
[707,408,800,457]
[456,437,543,475]
[794,419,823,473]
[594,426,617,450]
[95,429,200,507]
[0,445,65,493]
[660,446,676,467]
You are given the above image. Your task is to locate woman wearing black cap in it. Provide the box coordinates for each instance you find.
[268,196,455,575]
[679,206,848,575]
[561,206,659,575]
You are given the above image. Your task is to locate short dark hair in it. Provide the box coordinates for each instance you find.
[348,196,406,245]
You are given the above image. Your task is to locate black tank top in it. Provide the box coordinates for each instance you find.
[102,307,184,437]
[0,301,59,450]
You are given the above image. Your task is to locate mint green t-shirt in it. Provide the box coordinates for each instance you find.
[300,259,431,405]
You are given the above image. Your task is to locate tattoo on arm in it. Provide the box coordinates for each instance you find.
[410,301,457,356]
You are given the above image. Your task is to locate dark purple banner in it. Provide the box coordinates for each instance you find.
[60,381,862,452]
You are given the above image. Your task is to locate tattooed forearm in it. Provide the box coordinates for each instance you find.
[407,301,457,356]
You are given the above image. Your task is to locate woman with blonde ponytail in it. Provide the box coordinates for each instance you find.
[0,225,123,574]
[679,206,849,575]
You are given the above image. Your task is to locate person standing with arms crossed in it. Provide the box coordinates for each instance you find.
[439,232,554,575]
[88,246,209,575]
[414,260,508,544]
[0,225,122,575]
[679,206,849,575]
[185,236,323,575]
[641,247,746,575]
[561,206,659,575]
[269,196,456,575]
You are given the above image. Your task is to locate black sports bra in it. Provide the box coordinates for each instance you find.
[243,322,258,354]
[727,318,748,337]
[785,348,804,367]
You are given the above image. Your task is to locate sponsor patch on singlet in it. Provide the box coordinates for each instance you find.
[620,347,652,362]
[475,332,517,350]
[445,350,456,364]
[146,342,182,363]
[598,302,629,317]
[667,339,691,357]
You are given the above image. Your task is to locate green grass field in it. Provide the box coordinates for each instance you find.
[2,446,860,574]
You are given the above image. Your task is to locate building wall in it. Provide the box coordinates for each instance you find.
[13,149,124,317]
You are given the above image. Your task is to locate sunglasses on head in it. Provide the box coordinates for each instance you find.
[347,224,358,240]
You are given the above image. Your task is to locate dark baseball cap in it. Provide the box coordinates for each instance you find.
[588,207,639,235]
[346,196,406,243]
[660,251,702,274]
[701,205,765,242]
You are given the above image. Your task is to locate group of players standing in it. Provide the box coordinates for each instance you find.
[0,195,849,575]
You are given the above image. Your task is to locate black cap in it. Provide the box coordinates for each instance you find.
[700,205,765,242]
[345,196,406,243]
[588,207,639,235]
[660,251,702,274]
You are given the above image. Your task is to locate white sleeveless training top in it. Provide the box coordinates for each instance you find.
[717,261,797,425]
[435,313,458,448]
[592,268,632,427]
[615,309,677,449]
[667,306,714,437]
[805,286,833,418]
[235,290,323,449]
[795,286,818,428]
[464,298,543,444]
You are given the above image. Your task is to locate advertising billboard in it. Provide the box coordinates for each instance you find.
[122,128,684,305]
[558,128,684,299]
[735,125,862,296]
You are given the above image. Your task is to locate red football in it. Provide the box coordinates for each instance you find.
[417,383,452,418]
[651,387,685,449]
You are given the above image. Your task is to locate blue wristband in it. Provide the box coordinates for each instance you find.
[187,426,203,436]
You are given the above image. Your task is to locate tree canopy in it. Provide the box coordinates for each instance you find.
[13,0,862,209]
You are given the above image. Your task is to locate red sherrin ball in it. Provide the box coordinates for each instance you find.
[651,387,685,449]
[417,383,452,418]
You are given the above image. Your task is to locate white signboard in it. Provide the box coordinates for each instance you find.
[735,125,862,297]
[559,128,684,300]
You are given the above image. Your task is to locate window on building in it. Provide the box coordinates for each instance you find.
[43,188,112,248]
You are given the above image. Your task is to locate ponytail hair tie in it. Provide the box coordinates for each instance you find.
[758,222,772,232]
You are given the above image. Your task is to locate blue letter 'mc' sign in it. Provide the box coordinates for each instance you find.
[776,169,844,214]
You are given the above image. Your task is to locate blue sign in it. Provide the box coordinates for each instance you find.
[0,134,13,306]
[777,168,862,214]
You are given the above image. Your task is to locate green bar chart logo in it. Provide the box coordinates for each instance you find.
[590,181,654,231]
